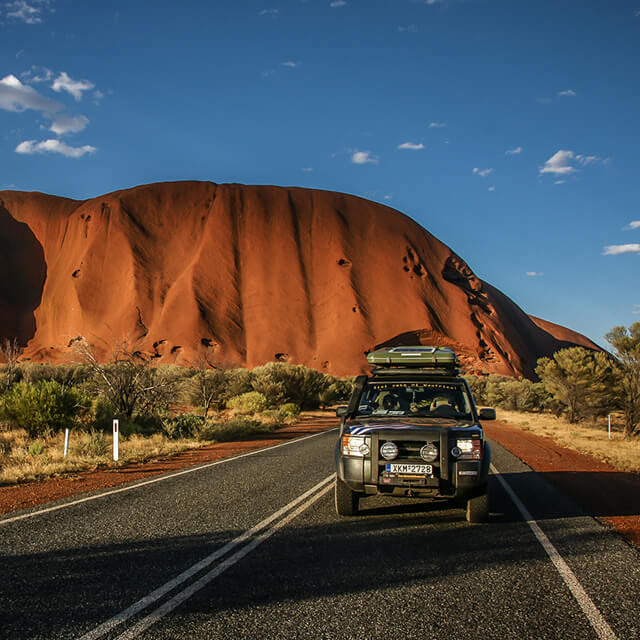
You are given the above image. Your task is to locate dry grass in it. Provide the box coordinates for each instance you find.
[0,428,206,486]
[497,410,640,474]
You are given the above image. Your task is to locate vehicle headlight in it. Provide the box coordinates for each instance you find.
[380,441,399,460]
[342,435,370,457]
[455,438,482,460]
[420,443,438,463]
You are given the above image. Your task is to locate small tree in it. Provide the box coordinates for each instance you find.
[75,339,180,422]
[605,323,640,438]
[184,368,228,419]
[535,347,617,423]
[0,338,23,392]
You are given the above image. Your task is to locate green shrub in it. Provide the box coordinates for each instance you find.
[227,391,268,414]
[162,413,205,440]
[28,440,45,456]
[251,362,331,409]
[280,402,301,417]
[0,381,89,438]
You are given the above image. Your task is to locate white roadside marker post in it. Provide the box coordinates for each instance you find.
[608,414,611,440]
[63,428,70,458]
[113,419,119,462]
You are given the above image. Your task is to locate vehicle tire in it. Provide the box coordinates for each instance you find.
[335,478,359,516]
[466,489,489,523]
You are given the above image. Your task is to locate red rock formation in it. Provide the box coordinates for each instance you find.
[0,182,597,377]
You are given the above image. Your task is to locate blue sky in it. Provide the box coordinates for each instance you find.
[1,0,639,348]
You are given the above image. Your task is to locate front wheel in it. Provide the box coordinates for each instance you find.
[335,478,359,516]
[466,489,489,523]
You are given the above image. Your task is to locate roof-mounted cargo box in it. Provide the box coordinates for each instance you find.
[367,346,459,369]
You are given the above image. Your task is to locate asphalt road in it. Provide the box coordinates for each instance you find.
[1,428,639,640]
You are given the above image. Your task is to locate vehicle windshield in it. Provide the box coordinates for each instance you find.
[357,381,473,420]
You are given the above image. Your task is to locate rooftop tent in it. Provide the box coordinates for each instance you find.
[366,346,460,368]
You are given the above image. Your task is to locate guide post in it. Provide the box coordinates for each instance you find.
[113,419,119,461]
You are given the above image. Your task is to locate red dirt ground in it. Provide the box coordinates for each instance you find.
[1,415,638,549]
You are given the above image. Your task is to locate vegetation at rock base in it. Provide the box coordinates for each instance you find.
[0,338,353,484]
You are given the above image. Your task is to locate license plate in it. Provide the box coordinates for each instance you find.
[386,463,433,475]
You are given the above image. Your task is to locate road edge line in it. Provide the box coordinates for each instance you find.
[490,463,617,640]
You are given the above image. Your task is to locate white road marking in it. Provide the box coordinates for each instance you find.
[79,474,335,640]
[490,463,618,640]
[0,428,336,527]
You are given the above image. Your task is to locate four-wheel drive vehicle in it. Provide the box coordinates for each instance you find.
[334,346,495,523]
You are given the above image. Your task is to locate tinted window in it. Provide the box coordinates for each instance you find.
[357,382,472,419]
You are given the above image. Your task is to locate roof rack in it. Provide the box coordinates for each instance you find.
[367,345,460,369]
[370,367,461,377]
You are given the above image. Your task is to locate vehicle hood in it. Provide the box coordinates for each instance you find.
[345,417,477,435]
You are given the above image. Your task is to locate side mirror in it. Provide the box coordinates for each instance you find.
[479,408,496,421]
[335,406,348,418]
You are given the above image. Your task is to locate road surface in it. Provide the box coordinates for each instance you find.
[1,428,638,639]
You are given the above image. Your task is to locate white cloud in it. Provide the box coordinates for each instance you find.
[329,0,345,6]
[473,167,494,177]
[554,180,566,185]
[0,74,61,112]
[48,113,89,135]
[15,138,96,158]
[576,153,600,165]
[526,271,544,277]
[506,146,523,155]
[351,150,378,165]
[51,71,94,101]
[2,0,52,24]
[21,66,53,83]
[633,305,640,315]
[258,8,279,15]
[301,167,313,172]
[281,61,297,68]
[397,142,424,150]
[557,89,576,97]
[602,244,640,256]
[539,150,578,176]
[624,221,640,230]
[397,25,418,32]
[428,122,447,128]
[488,186,495,192]
[383,194,392,200]
[425,0,442,4]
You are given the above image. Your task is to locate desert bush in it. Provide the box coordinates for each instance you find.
[72,430,110,457]
[280,402,301,417]
[224,368,254,398]
[28,440,45,456]
[209,417,270,442]
[227,391,268,414]
[0,380,89,438]
[251,362,330,409]
[162,413,205,440]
